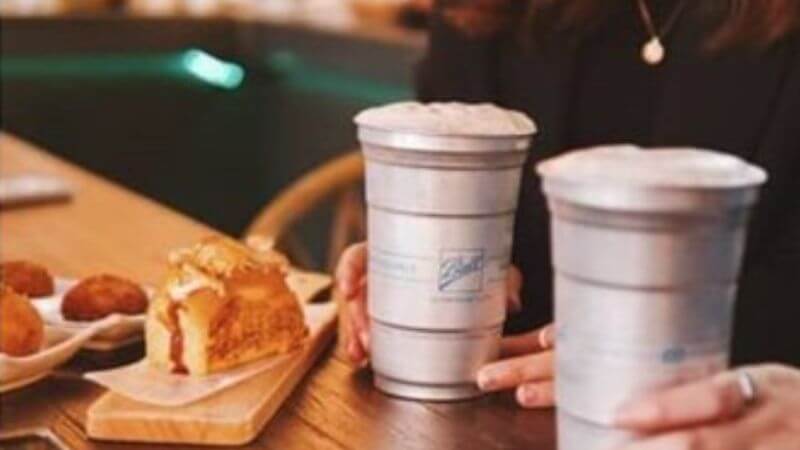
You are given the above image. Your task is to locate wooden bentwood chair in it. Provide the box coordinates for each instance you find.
[243,150,366,274]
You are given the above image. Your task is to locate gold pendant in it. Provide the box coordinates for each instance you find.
[642,37,665,65]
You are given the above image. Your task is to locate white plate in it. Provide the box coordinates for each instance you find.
[31,272,327,352]
[0,370,50,394]
[33,278,149,350]
[0,316,123,392]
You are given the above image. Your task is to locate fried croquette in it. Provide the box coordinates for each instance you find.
[62,274,148,321]
[1,260,55,298]
[0,286,45,356]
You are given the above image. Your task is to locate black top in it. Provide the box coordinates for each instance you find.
[566,0,674,149]
[416,1,800,366]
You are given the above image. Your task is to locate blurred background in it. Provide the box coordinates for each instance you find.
[1,0,430,267]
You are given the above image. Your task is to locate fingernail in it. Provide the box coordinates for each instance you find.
[539,327,554,349]
[477,370,495,390]
[615,401,659,426]
[359,331,370,350]
[517,385,537,406]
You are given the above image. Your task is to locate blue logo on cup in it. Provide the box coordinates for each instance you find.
[438,249,485,292]
[661,347,687,364]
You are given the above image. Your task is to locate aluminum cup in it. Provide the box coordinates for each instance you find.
[536,147,767,430]
[557,410,638,450]
[358,124,534,400]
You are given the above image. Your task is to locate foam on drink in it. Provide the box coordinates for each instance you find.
[538,144,766,189]
[355,101,536,136]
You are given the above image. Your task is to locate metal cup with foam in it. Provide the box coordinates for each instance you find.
[537,145,767,448]
[355,102,537,400]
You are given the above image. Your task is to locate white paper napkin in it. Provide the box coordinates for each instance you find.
[84,302,336,407]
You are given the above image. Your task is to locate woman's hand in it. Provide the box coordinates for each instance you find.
[614,364,800,450]
[335,242,525,365]
[336,243,370,364]
[475,323,555,408]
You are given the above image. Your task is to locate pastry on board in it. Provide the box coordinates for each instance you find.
[1,260,55,298]
[62,274,148,321]
[146,236,307,376]
[0,286,45,357]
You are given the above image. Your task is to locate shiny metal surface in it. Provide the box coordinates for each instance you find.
[359,122,533,401]
[358,126,531,153]
[367,208,513,330]
[365,159,523,215]
[557,411,638,450]
[373,376,484,401]
[371,322,502,401]
[550,199,751,424]
[549,202,749,288]
[538,149,766,438]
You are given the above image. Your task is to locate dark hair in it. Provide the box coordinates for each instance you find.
[441,0,800,50]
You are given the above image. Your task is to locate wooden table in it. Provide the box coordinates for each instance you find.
[0,134,557,450]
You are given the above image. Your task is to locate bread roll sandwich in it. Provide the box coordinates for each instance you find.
[146,236,307,375]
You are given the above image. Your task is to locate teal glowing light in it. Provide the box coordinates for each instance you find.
[181,49,245,89]
[1,49,246,90]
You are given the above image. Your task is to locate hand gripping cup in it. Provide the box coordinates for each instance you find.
[354,102,537,400]
[536,145,767,449]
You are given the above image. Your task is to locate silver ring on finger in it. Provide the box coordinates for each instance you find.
[736,370,758,406]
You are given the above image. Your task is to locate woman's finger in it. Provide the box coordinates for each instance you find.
[615,370,753,432]
[615,406,774,450]
[346,329,367,364]
[352,299,370,352]
[516,380,555,408]
[344,276,370,364]
[506,265,523,313]
[476,350,554,392]
[500,323,554,357]
[346,308,368,363]
[616,427,748,450]
[335,243,367,300]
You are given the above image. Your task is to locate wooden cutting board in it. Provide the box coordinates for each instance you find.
[86,273,338,446]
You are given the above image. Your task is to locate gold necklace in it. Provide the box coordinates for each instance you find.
[636,0,689,65]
